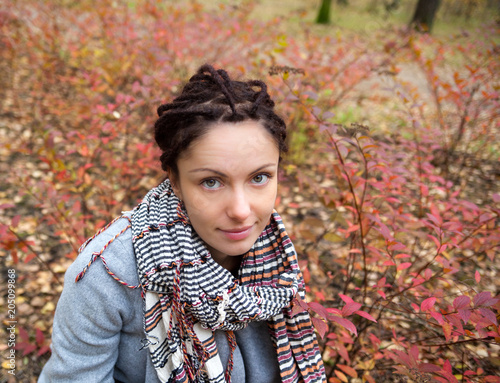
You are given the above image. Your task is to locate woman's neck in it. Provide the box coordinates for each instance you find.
[206,245,243,274]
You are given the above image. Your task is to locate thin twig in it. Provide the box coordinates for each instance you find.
[8,227,63,287]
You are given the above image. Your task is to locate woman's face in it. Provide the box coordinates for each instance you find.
[169,120,279,269]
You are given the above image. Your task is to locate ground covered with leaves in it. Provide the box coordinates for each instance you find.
[0,1,499,382]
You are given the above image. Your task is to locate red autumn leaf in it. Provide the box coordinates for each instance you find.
[354,310,377,323]
[410,345,419,360]
[310,316,328,339]
[442,221,462,231]
[420,184,429,197]
[329,315,357,336]
[18,327,29,341]
[342,301,362,317]
[35,328,45,346]
[291,300,306,317]
[383,260,396,266]
[393,349,414,368]
[376,222,393,241]
[369,333,381,348]
[11,249,19,264]
[334,369,348,382]
[484,376,500,383]
[443,359,453,373]
[442,322,452,341]
[21,343,37,356]
[421,297,436,312]
[419,363,441,372]
[389,242,406,251]
[337,343,350,363]
[308,301,329,320]
[24,252,37,263]
[337,364,358,378]
[314,290,326,301]
[424,268,433,280]
[397,262,412,271]
[327,307,342,316]
[453,295,471,310]
[37,345,51,356]
[458,308,472,324]
[479,308,498,326]
[395,253,411,259]
[473,291,492,307]
[339,294,354,304]
[426,213,442,227]
[479,213,491,223]
[11,215,21,228]
[431,311,444,325]
[427,234,441,248]
[346,224,360,233]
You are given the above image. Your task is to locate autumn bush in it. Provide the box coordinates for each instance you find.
[1,1,498,382]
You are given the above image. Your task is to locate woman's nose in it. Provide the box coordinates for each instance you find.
[226,188,251,221]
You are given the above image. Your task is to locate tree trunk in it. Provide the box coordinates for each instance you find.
[316,0,332,24]
[486,0,500,15]
[410,0,442,33]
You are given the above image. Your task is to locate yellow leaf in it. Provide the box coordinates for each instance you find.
[41,301,55,314]
[53,265,68,273]
[357,359,376,370]
[324,233,344,243]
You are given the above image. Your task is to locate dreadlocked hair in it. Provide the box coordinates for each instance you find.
[154,64,287,174]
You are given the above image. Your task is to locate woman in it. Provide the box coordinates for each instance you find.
[39,65,326,383]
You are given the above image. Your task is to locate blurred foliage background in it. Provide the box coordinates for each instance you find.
[1,0,499,382]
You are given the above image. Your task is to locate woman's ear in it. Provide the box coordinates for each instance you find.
[167,169,183,200]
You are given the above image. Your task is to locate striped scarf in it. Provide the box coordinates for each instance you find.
[131,180,326,383]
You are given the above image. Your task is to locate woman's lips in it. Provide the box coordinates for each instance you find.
[219,225,253,241]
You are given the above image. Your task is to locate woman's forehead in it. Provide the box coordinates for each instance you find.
[178,121,279,173]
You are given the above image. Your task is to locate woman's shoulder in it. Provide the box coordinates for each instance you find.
[65,212,139,288]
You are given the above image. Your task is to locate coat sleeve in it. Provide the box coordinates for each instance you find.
[38,221,141,382]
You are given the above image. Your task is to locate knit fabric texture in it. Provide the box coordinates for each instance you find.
[131,179,326,383]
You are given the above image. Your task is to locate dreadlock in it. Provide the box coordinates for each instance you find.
[154,64,287,174]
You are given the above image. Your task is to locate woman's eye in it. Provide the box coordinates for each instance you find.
[251,174,269,185]
[201,179,221,189]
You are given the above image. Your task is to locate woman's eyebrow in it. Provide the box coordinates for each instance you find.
[189,168,227,177]
[189,163,277,177]
[251,163,278,173]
